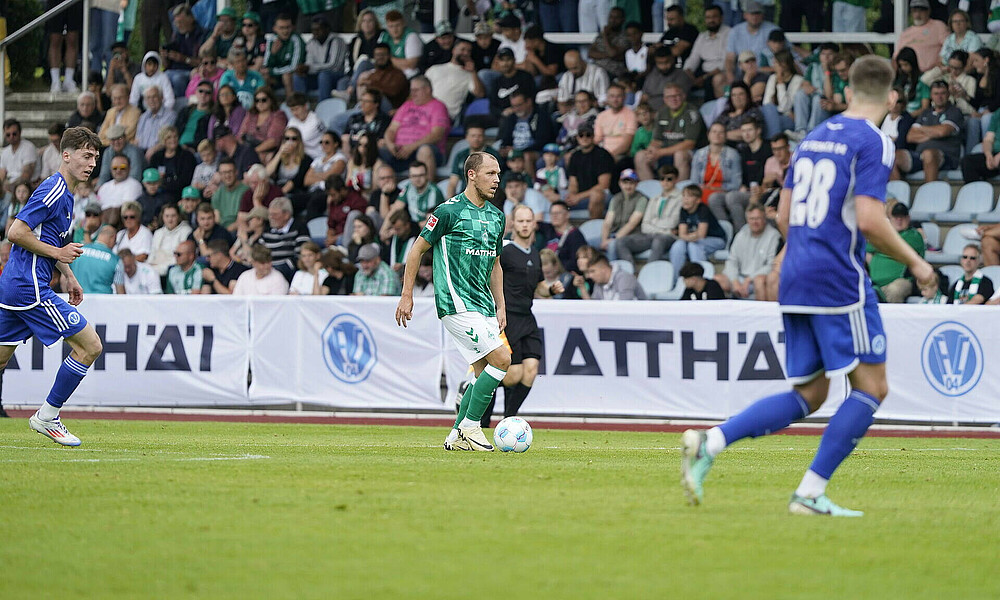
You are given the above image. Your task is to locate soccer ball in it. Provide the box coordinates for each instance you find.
[493,417,532,453]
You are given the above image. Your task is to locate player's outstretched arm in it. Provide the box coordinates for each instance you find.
[395,236,432,328]
[490,257,506,332]
[7,219,83,264]
[856,195,937,291]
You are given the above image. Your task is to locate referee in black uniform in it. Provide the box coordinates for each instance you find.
[481,204,564,427]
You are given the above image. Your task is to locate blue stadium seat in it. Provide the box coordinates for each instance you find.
[436,179,450,197]
[909,181,951,221]
[636,261,675,300]
[976,199,1000,223]
[316,98,347,130]
[937,182,994,222]
[578,219,604,247]
[921,221,940,250]
[712,220,734,261]
[637,179,662,199]
[939,265,964,289]
[307,216,327,245]
[981,265,1000,285]
[611,259,634,274]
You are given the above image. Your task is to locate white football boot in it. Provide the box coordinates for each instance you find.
[29,413,82,447]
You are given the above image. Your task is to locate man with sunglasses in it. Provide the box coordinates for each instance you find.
[97,124,145,186]
[96,154,143,227]
[0,119,37,196]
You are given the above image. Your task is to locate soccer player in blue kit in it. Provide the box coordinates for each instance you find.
[680,56,938,516]
[0,127,104,447]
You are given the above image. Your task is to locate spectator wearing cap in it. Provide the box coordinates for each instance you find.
[684,4,730,100]
[356,43,410,110]
[176,80,215,153]
[325,173,368,246]
[594,83,637,165]
[426,39,485,122]
[233,245,291,295]
[97,155,143,226]
[219,47,267,110]
[378,76,450,175]
[588,7,628,80]
[292,17,346,101]
[96,124,144,186]
[135,86,177,155]
[353,243,401,296]
[137,169,172,227]
[98,84,141,147]
[200,7,240,65]
[377,10,423,79]
[679,262,725,300]
[260,196,310,280]
[115,248,163,295]
[499,90,556,168]
[114,201,153,262]
[149,203,193,276]
[213,126,262,179]
[557,48,611,106]
[866,202,926,303]
[236,11,269,71]
[535,143,568,202]
[421,20,455,71]
[490,47,537,118]
[471,21,501,72]
[162,4,207,99]
[262,13,305,93]
[895,0,949,72]
[448,125,504,198]
[190,200,235,257]
[73,202,104,245]
[724,1,779,88]
[566,122,614,218]
[600,169,647,260]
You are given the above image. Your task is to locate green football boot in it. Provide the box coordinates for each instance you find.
[680,429,714,506]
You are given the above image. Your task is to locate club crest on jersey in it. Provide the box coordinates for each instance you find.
[921,321,983,396]
[425,214,438,231]
[67,312,80,326]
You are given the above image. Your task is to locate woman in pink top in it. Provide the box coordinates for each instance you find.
[184,49,225,101]
[237,86,288,162]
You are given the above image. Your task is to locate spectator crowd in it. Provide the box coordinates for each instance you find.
[1,0,1000,305]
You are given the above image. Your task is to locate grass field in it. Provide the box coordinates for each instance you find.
[1,419,998,599]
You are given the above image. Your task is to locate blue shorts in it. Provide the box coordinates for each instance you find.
[782,292,886,385]
[0,292,88,348]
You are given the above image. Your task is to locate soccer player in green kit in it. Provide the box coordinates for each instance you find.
[395,152,510,451]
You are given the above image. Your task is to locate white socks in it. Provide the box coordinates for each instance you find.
[65,67,75,83]
[37,402,60,421]
[705,427,727,457]
[458,417,479,429]
[445,428,460,443]
[795,469,829,499]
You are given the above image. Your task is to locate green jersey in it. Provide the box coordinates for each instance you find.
[420,193,505,319]
[165,263,203,294]
[402,183,445,223]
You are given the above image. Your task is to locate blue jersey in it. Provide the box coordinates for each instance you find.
[779,115,894,313]
[0,173,74,310]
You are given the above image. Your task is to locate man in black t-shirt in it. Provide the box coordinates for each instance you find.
[480,204,564,427]
[522,25,563,89]
[200,239,249,294]
[679,261,725,300]
[365,165,400,231]
[714,117,771,230]
[491,48,537,116]
[566,123,615,218]
[660,5,699,70]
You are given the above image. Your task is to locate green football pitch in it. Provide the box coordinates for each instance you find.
[1,419,997,599]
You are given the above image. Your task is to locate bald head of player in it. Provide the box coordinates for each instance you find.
[843,55,896,123]
[464,152,501,205]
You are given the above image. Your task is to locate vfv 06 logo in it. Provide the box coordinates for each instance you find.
[921,321,983,397]
[322,313,377,384]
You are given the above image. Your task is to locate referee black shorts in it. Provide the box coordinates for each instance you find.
[506,314,542,365]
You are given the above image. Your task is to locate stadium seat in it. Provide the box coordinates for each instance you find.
[712,220,734,261]
[937,182,994,222]
[440,139,469,178]
[316,98,347,130]
[909,181,951,221]
[464,98,490,119]
[612,259,634,274]
[636,260,675,300]
[436,179,450,197]
[886,180,911,207]
[976,200,1000,223]
[926,223,979,265]
[307,216,327,245]
[700,98,723,128]
[906,169,963,182]
[981,265,1000,284]
[524,188,549,219]
[637,179,662,199]
[578,219,604,247]
[279,103,292,119]
[939,264,963,289]
[697,260,715,278]
[921,221,940,250]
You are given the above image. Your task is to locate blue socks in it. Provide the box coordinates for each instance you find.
[718,390,810,446]
[809,389,879,480]
[44,356,90,410]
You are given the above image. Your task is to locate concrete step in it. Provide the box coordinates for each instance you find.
[7,110,73,123]
[5,91,80,105]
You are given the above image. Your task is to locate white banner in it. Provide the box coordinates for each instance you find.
[248,297,444,408]
[446,301,1000,423]
[3,296,250,406]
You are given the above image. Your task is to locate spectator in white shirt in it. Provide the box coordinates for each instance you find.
[557,49,611,105]
[114,248,162,294]
[97,155,143,226]
[0,119,37,194]
[149,203,193,276]
[233,245,291,295]
[714,204,781,299]
[683,4,731,100]
[497,14,527,64]
[288,241,329,294]
[285,92,326,160]
[113,201,154,262]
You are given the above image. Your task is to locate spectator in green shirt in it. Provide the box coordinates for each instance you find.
[208,158,249,232]
[70,226,119,294]
[867,203,925,303]
[263,13,305,94]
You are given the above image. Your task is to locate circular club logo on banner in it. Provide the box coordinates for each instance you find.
[921,321,984,397]
[322,313,378,384]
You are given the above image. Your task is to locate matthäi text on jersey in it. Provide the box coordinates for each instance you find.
[465,249,497,257]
